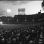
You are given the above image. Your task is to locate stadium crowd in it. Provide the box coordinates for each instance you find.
[0,24,44,44]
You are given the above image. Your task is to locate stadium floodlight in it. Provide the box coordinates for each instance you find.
[6,9,11,16]
[25,19,27,21]
[8,19,9,20]
[17,19,18,21]
[6,9,11,13]
[0,21,3,25]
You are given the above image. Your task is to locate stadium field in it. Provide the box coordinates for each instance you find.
[0,24,22,30]
[0,22,42,31]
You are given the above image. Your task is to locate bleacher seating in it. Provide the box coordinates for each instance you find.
[0,24,44,44]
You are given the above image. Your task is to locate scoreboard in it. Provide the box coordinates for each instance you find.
[18,8,25,15]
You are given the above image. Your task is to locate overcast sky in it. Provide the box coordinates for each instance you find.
[0,1,43,17]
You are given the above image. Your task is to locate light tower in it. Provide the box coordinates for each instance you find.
[6,9,11,16]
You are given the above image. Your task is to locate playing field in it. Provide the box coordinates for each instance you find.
[0,22,42,31]
[0,24,22,30]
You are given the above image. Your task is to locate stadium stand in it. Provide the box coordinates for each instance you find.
[0,24,44,44]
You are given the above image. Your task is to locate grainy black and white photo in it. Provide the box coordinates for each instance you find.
[0,0,44,44]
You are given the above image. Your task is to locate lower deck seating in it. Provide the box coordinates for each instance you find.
[0,24,44,44]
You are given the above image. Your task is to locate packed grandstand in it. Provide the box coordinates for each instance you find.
[0,24,44,44]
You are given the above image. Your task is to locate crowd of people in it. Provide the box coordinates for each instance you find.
[0,24,44,44]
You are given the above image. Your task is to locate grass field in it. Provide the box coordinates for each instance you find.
[0,24,22,31]
[0,22,42,31]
